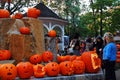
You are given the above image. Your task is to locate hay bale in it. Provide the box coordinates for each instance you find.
[0,18,45,64]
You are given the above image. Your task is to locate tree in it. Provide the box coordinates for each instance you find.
[90,0,117,36]
[0,0,39,15]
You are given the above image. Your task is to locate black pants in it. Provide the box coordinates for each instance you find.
[103,60,116,80]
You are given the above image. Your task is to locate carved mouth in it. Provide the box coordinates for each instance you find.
[7,72,12,75]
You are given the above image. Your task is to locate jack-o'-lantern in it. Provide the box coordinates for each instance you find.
[59,61,74,76]
[42,51,53,63]
[81,51,101,73]
[45,62,59,77]
[33,64,45,78]
[0,50,11,60]
[29,54,42,64]
[72,60,85,74]
[0,9,10,18]
[0,63,17,80]
[16,61,33,79]
[48,30,56,37]
[19,27,30,34]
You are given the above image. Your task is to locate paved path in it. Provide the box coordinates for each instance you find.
[116,69,120,80]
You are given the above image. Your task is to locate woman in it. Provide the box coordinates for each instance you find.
[93,36,103,58]
[103,32,117,80]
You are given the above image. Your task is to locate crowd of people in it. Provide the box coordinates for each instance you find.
[64,32,117,80]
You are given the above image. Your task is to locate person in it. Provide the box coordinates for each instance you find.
[93,36,104,59]
[69,35,80,56]
[103,32,117,80]
[80,40,86,53]
[85,37,93,51]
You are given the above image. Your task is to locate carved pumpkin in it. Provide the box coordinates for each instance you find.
[81,51,101,73]
[48,30,56,37]
[29,54,42,64]
[0,9,10,18]
[42,51,53,63]
[72,60,85,74]
[0,63,17,80]
[19,27,30,34]
[14,12,23,19]
[33,64,45,78]
[45,62,59,77]
[16,62,33,79]
[27,8,41,18]
[0,50,11,60]
[59,61,74,76]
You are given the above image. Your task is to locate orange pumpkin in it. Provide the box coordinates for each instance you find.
[14,12,23,19]
[57,55,70,63]
[59,61,74,76]
[0,63,17,80]
[16,61,33,79]
[45,62,59,77]
[57,55,67,63]
[33,64,46,78]
[0,50,11,60]
[0,9,10,18]
[29,54,42,64]
[72,60,85,74]
[48,30,56,37]
[75,56,82,61]
[19,27,30,34]
[81,51,101,73]
[27,8,41,18]
[42,51,53,63]
[70,55,77,61]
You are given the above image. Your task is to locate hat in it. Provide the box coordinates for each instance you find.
[103,32,113,38]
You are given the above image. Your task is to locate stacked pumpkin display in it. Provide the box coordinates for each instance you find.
[0,8,102,80]
[0,50,102,79]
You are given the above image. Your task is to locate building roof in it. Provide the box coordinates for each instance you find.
[35,3,61,18]
[24,2,66,21]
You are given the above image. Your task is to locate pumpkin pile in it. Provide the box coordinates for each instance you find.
[0,50,102,79]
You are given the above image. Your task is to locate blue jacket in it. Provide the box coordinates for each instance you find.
[103,42,117,61]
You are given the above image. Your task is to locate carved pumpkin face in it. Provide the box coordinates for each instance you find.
[48,30,56,37]
[0,50,11,60]
[72,60,85,74]
[45,62,59,77]
[0,63,17,80]
[59,61,74,76]
[81,51,101,73]
[19,27,30,34]
[16,62,33,79]
[29,54,42,64]
[33,64,45,78]
[42,51,53,63]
